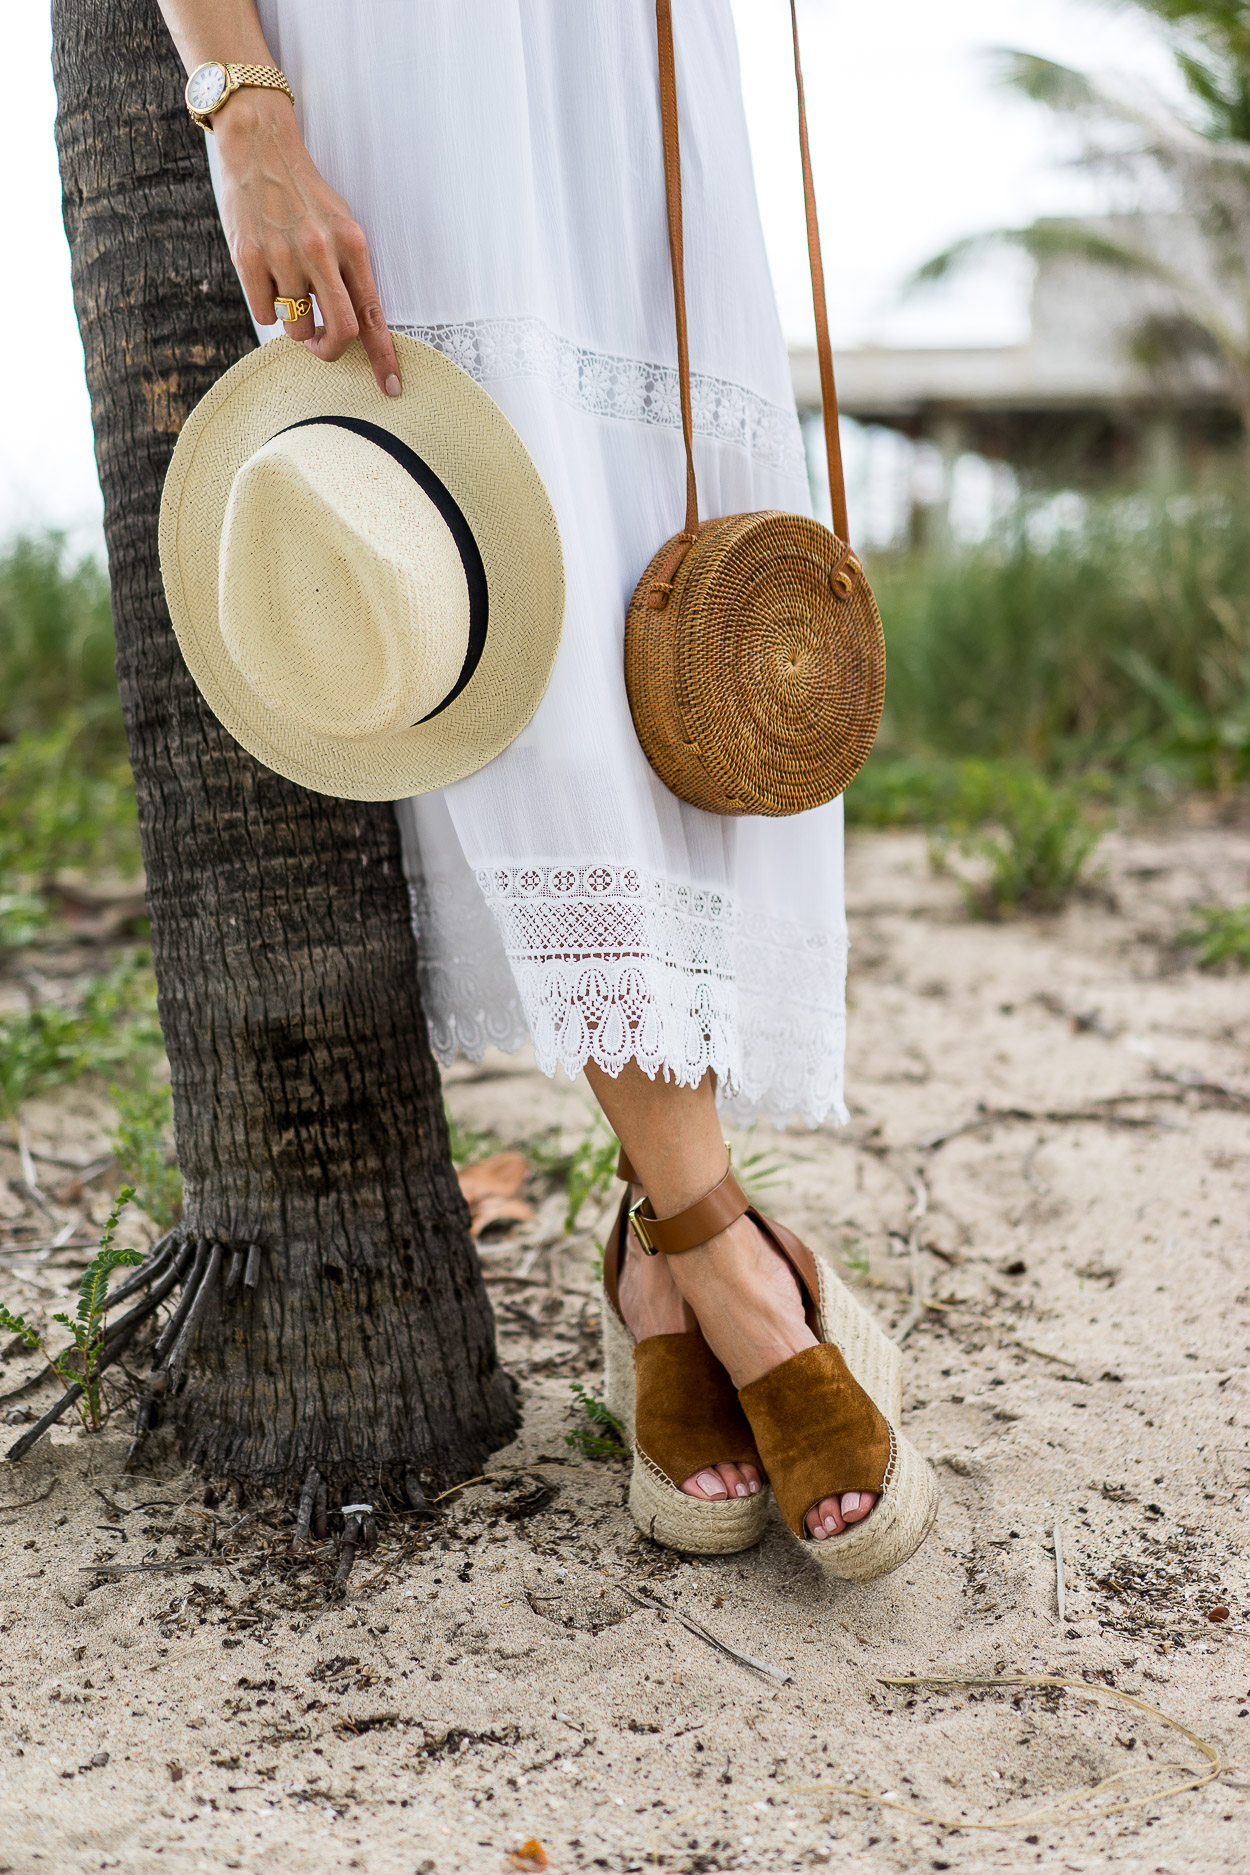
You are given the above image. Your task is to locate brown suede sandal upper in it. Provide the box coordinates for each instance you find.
[604,1169,762,1489]
[738,1343,893,1536]
[614,1148,891,1531]
[634,1331,761,1485]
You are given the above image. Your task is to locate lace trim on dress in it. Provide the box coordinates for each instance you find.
[404,845,531,1067]
[392,315,808,481]
[471,862,848,1128]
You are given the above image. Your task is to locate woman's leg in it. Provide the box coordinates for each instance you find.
[584,1061,875,1538]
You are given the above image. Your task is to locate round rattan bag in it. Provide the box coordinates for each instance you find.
[625,512,884,817]
[626,0,885,818]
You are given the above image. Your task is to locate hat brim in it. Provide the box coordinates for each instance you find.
[159,334,564,801]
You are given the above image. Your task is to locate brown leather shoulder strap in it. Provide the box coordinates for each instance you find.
[788,0,850,543]
[653,0,850,545]
[655,0,699,538]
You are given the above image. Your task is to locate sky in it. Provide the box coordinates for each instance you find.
[2,0,1178,552]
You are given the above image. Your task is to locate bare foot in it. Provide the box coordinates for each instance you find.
[615,1189,763,1504]
[662,1211,876,1540]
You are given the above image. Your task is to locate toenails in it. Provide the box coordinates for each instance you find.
[695,1469,727,1499]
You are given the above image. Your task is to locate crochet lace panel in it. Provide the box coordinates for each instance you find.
[392,315,808,481]
[410,858,847,1128]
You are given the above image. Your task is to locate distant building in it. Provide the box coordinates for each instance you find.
[792,217,1240,495]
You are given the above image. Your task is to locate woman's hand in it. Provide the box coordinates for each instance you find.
[213,90,401,397]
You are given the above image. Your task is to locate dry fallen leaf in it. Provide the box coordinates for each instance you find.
[509,1841,548,1873]
[457,1152,534,1237]
[466,1195,536,1239]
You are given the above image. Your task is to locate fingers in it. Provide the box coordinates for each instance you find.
[233,212,399,395]
[303,224,401,396]
[234,239,286,332]
[341,236,402,396]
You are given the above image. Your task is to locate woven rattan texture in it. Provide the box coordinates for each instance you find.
[624,513,886,817]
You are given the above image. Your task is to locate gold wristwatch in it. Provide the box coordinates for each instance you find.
[185,61,294,132]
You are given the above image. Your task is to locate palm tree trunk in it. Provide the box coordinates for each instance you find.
[49,0,517,1497]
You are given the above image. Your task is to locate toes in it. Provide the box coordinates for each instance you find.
[682,1468,730,1500]
[680,1463,763,1501]
[841,1491,875,1524]
[806,1496,846,1540]
[716,1463,753,1499]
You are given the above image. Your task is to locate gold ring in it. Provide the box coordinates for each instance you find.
[273,295,312,323]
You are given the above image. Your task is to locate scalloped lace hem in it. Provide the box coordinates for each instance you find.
[410,858,847,1128]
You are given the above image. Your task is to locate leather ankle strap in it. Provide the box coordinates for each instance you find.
[629,1166,749,1256]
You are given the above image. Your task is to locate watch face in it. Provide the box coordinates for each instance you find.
[186,62,228,114]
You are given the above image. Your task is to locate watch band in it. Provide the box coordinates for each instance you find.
[187,63,295,133]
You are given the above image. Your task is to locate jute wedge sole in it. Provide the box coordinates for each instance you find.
[601,1299,770,1555]
[626,1165,938,1584]
[795,1248,938,1580]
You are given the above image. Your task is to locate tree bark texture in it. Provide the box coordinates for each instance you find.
[50,0,517,1496]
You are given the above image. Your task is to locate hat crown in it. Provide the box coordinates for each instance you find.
[217,424,470,742]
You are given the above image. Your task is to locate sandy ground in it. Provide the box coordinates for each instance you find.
[1,825,1249,1875]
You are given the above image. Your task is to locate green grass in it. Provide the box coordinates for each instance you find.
[0,534,137,901]
[528,1120,620,1234]
[109,1081,183,1230]
[0,718,141,883]
[850,487,1250,823]
[932,771,1105,916]
[0,956,164,1121]
[1177,902,1250,970]
[0,534,121,748]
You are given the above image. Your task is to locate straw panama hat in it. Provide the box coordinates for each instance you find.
[158,333,564,801]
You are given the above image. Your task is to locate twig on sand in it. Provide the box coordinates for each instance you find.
[429,1458,600,1506]
[1151,1067,1250,1112]
[895,1239,928,1344]
[916,1070,1250,1154]
[0,1478,58,1513]
[648,1673,1222,1860]
[1054,1522,1067,1623]
[622,1586,791,1685]
[893,1171,931,1343]
[915,1100,1170,1152]
[81,1556,231,1576]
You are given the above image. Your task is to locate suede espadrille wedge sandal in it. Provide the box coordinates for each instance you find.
[601,1156,771,1555]
[629,1166,938,1583]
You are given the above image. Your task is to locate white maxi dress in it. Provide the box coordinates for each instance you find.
[223,0,848,1126]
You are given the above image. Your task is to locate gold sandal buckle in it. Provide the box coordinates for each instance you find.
[628,1197,657,1256]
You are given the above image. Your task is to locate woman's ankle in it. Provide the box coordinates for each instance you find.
[665,1215,815,1389]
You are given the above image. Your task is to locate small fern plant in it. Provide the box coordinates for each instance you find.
[564,1382,627,1460]
[0,1187,144,1430]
